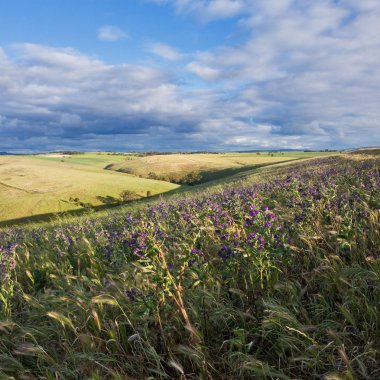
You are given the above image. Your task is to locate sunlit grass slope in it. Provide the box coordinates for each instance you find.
[105,151,335,183]
[0,154,179,222]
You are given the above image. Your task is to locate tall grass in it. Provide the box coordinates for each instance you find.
[0,154,379,379]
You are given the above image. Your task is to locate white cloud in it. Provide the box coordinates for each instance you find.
[147,0,248,21]
[98,25,128,41]
[147,42,183,60]
[180,0,380,148]
[186,61,221,80]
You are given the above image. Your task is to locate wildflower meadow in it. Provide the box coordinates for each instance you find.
[0,154,379,379]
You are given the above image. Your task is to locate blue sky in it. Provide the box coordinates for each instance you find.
[0,0,379,152]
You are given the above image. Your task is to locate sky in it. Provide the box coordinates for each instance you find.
[0,0,379,152]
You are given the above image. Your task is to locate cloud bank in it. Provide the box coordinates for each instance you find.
[1,0,380,152]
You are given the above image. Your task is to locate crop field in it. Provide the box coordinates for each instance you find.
[0,152,379,379]
[0,152,334,224]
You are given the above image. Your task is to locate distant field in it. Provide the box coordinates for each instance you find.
[34,152,139,168]
[105,151,336,183]
[0,154,179,223]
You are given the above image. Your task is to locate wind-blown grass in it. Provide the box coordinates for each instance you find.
[0,154,379,379]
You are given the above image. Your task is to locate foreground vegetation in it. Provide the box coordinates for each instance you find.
[0,153,379,379]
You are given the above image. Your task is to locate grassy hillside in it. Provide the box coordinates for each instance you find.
[105,151,335,184]
[0,154,179,223]
[0,153,378,379]
[0,152,335,224]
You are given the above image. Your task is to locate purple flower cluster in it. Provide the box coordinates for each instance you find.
[0,244,16,287]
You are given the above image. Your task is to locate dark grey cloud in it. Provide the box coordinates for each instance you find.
[0,44,207,151]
